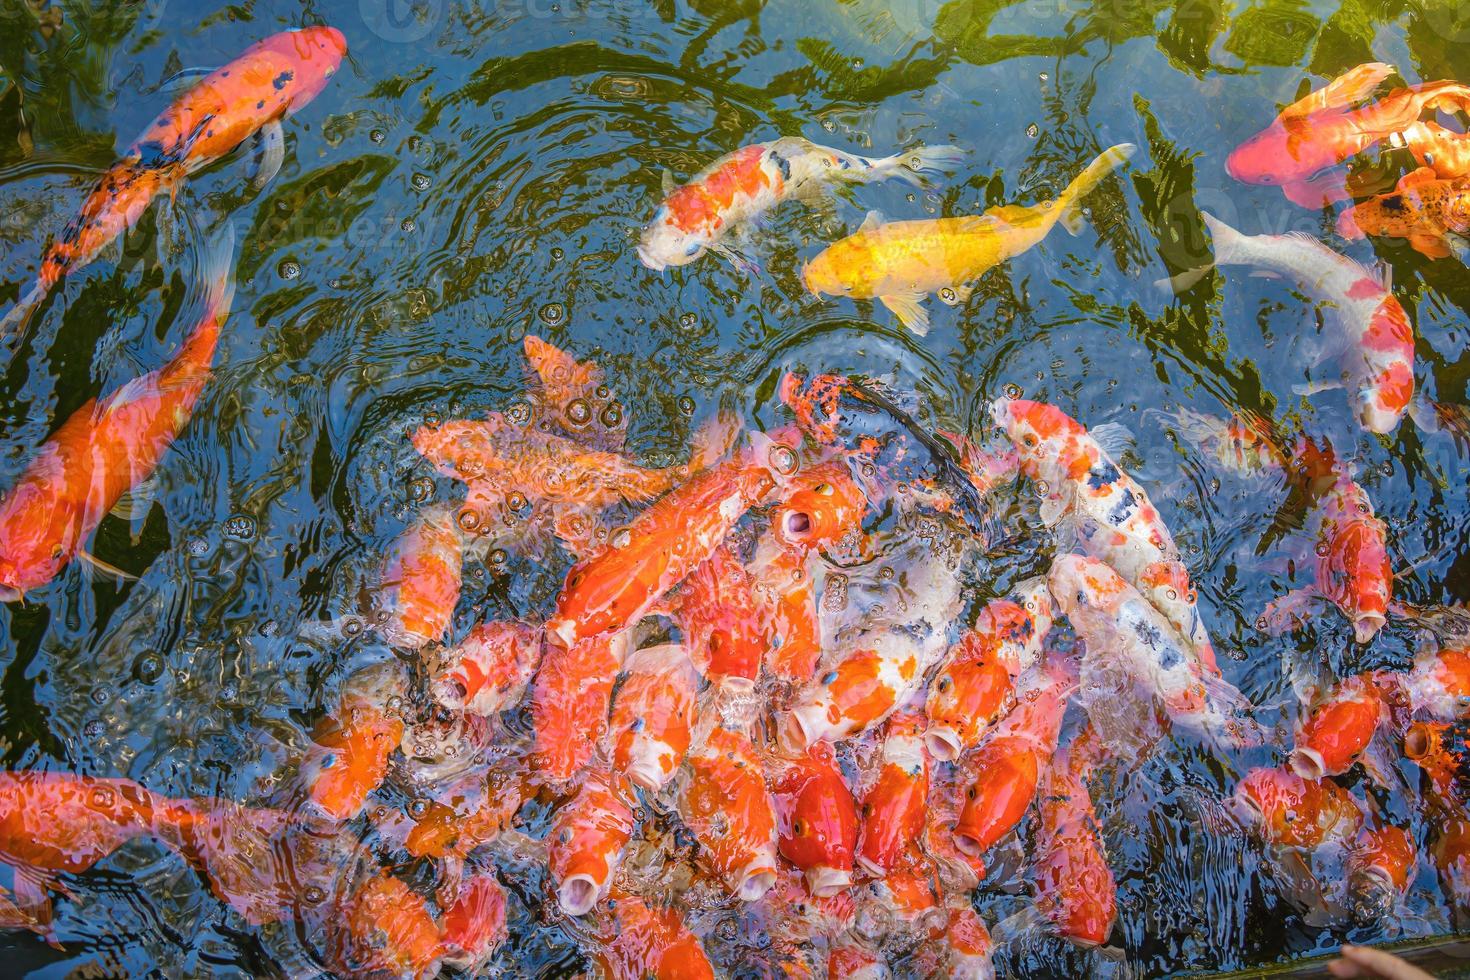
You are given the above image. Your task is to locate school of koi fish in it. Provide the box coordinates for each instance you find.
[1,21,1469,980]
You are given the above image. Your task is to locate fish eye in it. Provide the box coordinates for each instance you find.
[793,819,805,835]
[966,786,976,800]
[685,243,702,257]
[937,677,951,692]
[1022,435,1038,447]
[1076,590,1087,604]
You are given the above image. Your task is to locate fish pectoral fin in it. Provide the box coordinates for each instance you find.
[109,475,159,522]
[1088,421,1135,460]
[712,243,762,277]
[1292,378,1344,396]
[858,209,885,233]
[154,66,217,96]
[877,292,929,334]
[937,282,973,306]
[1408,233,1452,259]
[249,120,285,191]
[1153,263,1215,295]
[77,550,138,584]
[1258,588,1323,635]
[661,168,676,196]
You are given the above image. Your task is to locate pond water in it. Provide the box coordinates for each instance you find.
[0,0,1468,977]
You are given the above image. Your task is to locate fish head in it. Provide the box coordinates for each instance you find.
[772,463,867,550]
[800,250,850,298]
[773,748,858,888]
[261,26,349,110]
[988,397,1085,485]
[1235,766,1359,849]
[925,656,1012,761]
[1047,554,1127,620]
[952,740,1038,857]
[1226,123,1335,187]
[637,209,705,270]
[1354,360,1412,436]
[440,871,508,972]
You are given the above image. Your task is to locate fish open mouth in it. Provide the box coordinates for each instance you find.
[557,874,602,917]
[805,865,852,897]
[1287,746,1327,781]
[734,858,778,901]
[924,726,963,762]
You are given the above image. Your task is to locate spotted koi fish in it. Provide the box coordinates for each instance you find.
[748,534,823,682]
[439,867,510,974]
[0,28,345,347]
[781,630,931,749]
[1234,766,1363,850]
[853,709,929,878]
[770,741,858,898]
[1397,120,1470,179]
[1289,671,1392,780]
[771,459,869,552]
[1152,406,1284,477]
[992,397,1218,672]
[679,725,780,902]
[398,753,534,861]
[301,665,407,821]
[331,869,506,979]
[1226,62,1470,207]
[1404,720,1470,812]
[638,137,963,272]
[430,621,541,716]
[676,543,771,690]
[1339,166,1470,260]
[605,643,698,792]
[548,763,636,917]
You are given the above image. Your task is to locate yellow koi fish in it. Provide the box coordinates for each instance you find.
[802,143,1136,334]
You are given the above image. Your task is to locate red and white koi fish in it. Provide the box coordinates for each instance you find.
[547,763,636,916]
[591,890,716,980]
[1226,62,1470,207]
[532,630,631,783]
[399,753,534,861]
[1178,213,1415,435]
[0,28,345,345]
[925,578,1054,761]
[1050,555,1251,753]
[676,543,771,690]
[0,231,234,601]
[853,709,929,877]
[951,652,1075,866]
[548,432,796,648]
[826,935,890,980]
[1406,644,1470,721]
[1032,730,1116,947]
[1234,766,1364,850]
[915,905,996,980]
[781,630,930,749]
[1404,720,1469,812]
[923,760,989,887]
[679,725,780,901]
[439,866,509,973]
[301,664,406,821]
[992,397,1218,672]
[638,137,962,272]
[1152,406,1284,477]
[1289,671,1393,780]
[522,333,628,452]
[770,741,858,897]
[1261,437,1392,645]
[605,643,699,792]
[382,502,466,650]
[430,621,541,716]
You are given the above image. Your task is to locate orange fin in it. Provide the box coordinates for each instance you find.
[1282,62,1394,120]
[1409,233,1452,259]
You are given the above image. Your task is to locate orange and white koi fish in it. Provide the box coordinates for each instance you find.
[676,543,770,690]
[0,231,234,601]
[1179,212,1415,435]
[803,144,1135,334]
[853,709,928,878]
[439,866,509,973]
[1234,766,1364,850]
[1398,120,1470,178]
[400,753,534,861]
[382,502,465,650]
[1407,644,1470,721]
[826,936,890,980]
[1261,438,1392,645]
[0,28,345,345]
[1050,555,1250,753]
[748,535,823,682]
[547,764,636,916]
[522,333,628,452]
[1032,732,1116,948]
[922,761,988,887]
[991,397,1217,672]
[781,631,930,749]
[1433,818,1470,921]
[750,866,856,974]
[330,873,447,978]
[1289,672,1392,780]
[925,578,1054,761]
[430,620,541,716]
[1339,166,1470,259]
[770,742,858,897]
[532,630,631,783]
[1346,825,1415,918]
[679,726,780,901]
[638,137,962,272]
[302,666,406,821]
[605,643,699,792]
[916,905,996,980]
[1153,406,1284,477]
[591,890,715,980]
[951,652,1075,865]
[1404,720,1469,811]
[1226,62,1470,207]
[548,433,794,648]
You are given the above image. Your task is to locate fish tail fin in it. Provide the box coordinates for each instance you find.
[877,143,966,187]
[687,409,743,473]
[197,222,237,323]
[1058,143,1136,235]
[0,281,48,353]
[1198,210,1249,264]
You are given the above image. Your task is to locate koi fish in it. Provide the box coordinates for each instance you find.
[1398,119,1470,179]
[547,764,636,916]
[1346,825,1415,919]
[592,890,716,980]
[1234,766,1363,850]
[748,536,823,682]
[0,230,234,601]
[991,397,1218,673]
[676,543,770,690]
[770,742,858,897]
[383,502,465,650]
[1289,672,1391,780]
[522,333,628,452]
[401,754,534,860]
[302,667,407,821]
[548,434,794,648]
[951,652,1075,865]
[853,709,928,877]
[1176,213,1415,435]
[0,28,345,346]
[802,143,1135,334]
[1032,733,1116,947]
[1226,62,1470,207]
[827,937,890,980]
[637,137,963,272]
[330,873,446,978]
[1404,720,1470,811]
[1406,644,1470,721]
[1050,555,1251,754]
[679,726,780,901]
[532,631,631,783]
[771,460,869,552]
[923,760,989,887]
[605,643,699,792]
[781,631,929,749]
[1152,406,1284,477]
[1260,437,1392,645]
[925,578,1054,761]
[1432,818,1470,921]
[924,905,996,980]
[439,867,509,973]
[750,866,857,974]
[430,621,541,716]
[1339,166,1470,260]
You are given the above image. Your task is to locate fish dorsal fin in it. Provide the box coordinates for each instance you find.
[1282,62,1395,121]
[661,168,676,196]
[858,209,884,233]
[1088,422,1135,460]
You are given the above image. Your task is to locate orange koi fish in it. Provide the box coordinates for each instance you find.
[382,502,465,650]
[548,764,636,916]
[638,137,962,272]
[860,865,942,936]
[0,28,345,345]
[400,755,534,861]
[1261,438,1392,645]
[532,631,631,783]
[925,578,1054,761]
[853,709,928,878]
[606,643,699,792]
[0,232,233,601]
[1407,644,1470,721]
[439,867,509,973]
[1033,733,1116,947]
[1346,825,1415,918]
[155,801,299,926]
[1235,767,1364,850]
[1289,672,1392,780]
[522,333,628,452]
[330,873,446,979]
[781,631,929,749]
[771,460,869,552]
[302,669,406,821]
[826,936,889,980]
[1432,818,1470,920]
[770,742,858,897]
[591,890,716,980]
[430,620,541,716]
[951,653,1075,865]
[679,726,780,901]
[548,434,793,648]
[919,905,995,980]
[1398,120,1470,178]
[676,543,771,690]
[1226,62,1470,207]
[993,397,1217,671]
[748,537,822,682]
[922,760,989,886]
[1404,720,1470,810]
[1340,166,1470,259]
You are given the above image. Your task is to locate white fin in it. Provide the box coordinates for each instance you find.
[156,66,216,96]
[1292,379,1344,396]
[78,550,138,583]
[109,476,159,521]
[1039,491,1073,528]
[881,143,966,187]
[712,243,761,277]
[250,120,285,190]
[1154,265,1214,294]
[938,283,973,307]
[878,292,929,334]
[661,168,676,196]
[0,281,48,356]
[1088,422,1135,460]
[858,209,884,233]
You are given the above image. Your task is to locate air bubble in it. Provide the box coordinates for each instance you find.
[507,402,532,425]
[90,786,116,808]
[769,445,798,475]
[457,508,481,532]
[400,217,416,233]
[136,653,165,683]
[408,477,434,503]
[489,548,508,566]
[408,798,430,819]
[223,514,257,540]
[600,404,623,428]
[940,286,957,303]
[1026,123,1039,138]
[89,687,110,706]
[677,396,696,415]
[370,129,386,144]
[411,172,431,190]
[507,491,529,513]
[278,260,301,280]
[565,399,592,427]
[539,302,565,326]
[679,312,699,330]
[83,720,104,739]
[1003,383,1023,399]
